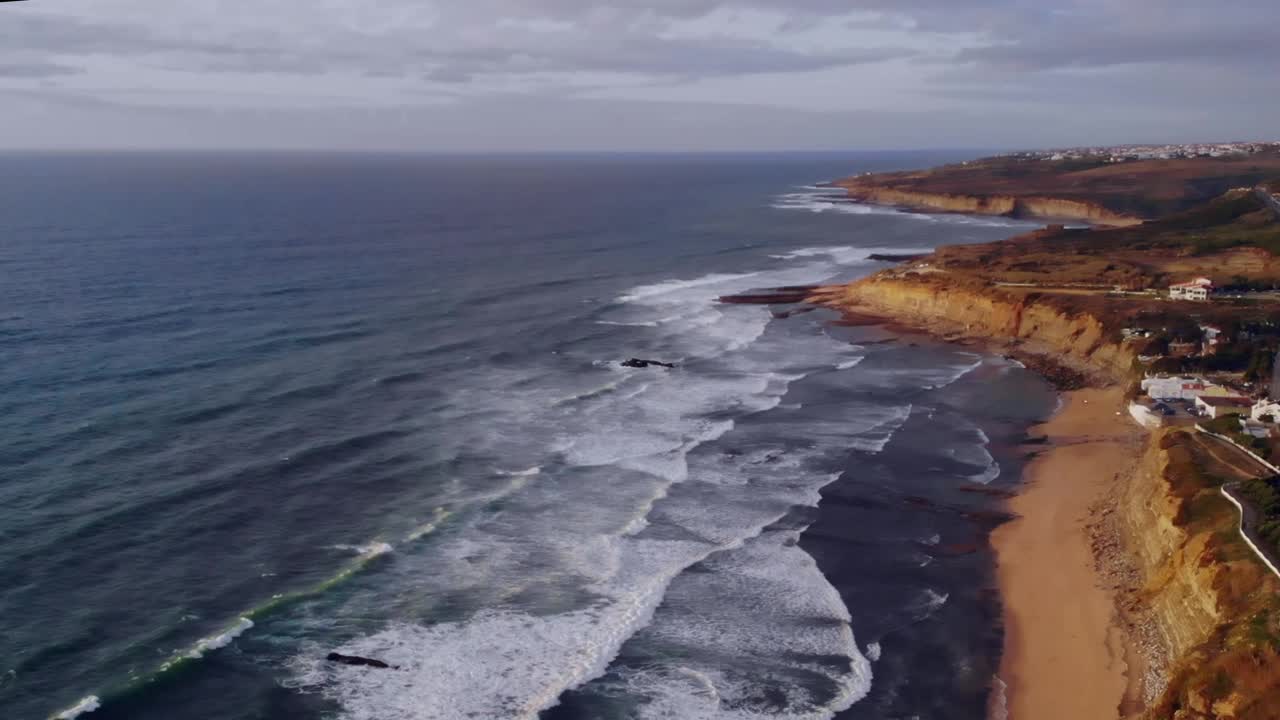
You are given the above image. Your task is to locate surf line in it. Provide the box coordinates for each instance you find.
[49,507,452,720]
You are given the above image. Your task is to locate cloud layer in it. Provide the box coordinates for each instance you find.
[2,1,1277,149]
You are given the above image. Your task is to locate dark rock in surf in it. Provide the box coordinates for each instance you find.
[867,252,929,263]
[718,286,818,305]
[621,358,676,369]
[327,652,397,670]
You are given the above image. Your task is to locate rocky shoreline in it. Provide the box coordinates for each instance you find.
[1087,446,1169,712]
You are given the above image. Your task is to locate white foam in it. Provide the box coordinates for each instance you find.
[836,357,865,371]
[990,674,1010,720]
[495,466,542,478]
[296,412,869,720]
[52,696,101,720]
[184,617,254,660]
[619,531,873,719]
[910,589,950,621]
[296,534,740,720]
[865,641,882,662]
[967,462,1002,485]
[768,246,917,264]
[306,228,995,720]
[331,542,394,558]
[403,508,451,543]
[923,355,984,390]
[945,423,1002,485]
[619,272,762,304]
[848,404,913,453]
[594,319,659,327]
[771,191,899,217]
[771,187,1041,230]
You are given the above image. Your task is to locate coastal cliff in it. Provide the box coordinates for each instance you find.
[1118,431,1280,719]
[833,184,1145,226]
[1121,435,1223,664]
[809,274,1134,385]
[813,270,1280,717]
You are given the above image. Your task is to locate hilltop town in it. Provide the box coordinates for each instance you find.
[1002,141,1280,164]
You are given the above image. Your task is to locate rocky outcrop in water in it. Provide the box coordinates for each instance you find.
[621,358,676,369]
[326,652,397,669]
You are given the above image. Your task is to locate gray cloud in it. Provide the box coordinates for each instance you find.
[0,4,917,82]
[955,6,1280,71]
[1,1,1277,149]
[0,61,83,78]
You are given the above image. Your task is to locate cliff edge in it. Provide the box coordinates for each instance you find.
[835,184,1143,226]
[1116,430,1280,719]
[809,272,1134,386]
[834,150,1280,224]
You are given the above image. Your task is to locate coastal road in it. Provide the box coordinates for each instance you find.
[1256,187,1280,219]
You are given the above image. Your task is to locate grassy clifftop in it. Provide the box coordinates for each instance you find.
[836,151,1280,221]
[930,190,1280,290]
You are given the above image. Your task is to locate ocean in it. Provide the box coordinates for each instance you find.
[0,152,1059,720]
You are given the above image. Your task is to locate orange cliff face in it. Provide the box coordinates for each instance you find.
[1122,432,1280,720]
[833,182,1145,227]
[808,273,1135,384]
[811,266,1280,717]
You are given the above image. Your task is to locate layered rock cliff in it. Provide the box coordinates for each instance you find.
[834,185,1145,227]
[1119,431,1280,719]
[809,273,1134,384]
[813,270,1280,717]
[1121,436,1223,663]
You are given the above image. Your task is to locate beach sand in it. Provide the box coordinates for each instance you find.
[991,387,1145,720]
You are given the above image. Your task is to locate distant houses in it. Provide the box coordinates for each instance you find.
[1170,277,1214,301]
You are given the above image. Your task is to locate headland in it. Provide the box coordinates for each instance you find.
[808,146,1280,719]
[833,145,1280,226]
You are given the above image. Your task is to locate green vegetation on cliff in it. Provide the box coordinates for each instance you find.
[838,150,1280,220]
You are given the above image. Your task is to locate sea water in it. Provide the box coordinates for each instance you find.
[0,152,1058,720]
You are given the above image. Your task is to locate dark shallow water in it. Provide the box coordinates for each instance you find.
[0,152,1056,720]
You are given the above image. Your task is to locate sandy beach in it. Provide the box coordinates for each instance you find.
[991,387,1146,720]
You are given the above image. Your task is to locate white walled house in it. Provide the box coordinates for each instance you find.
[1142,376,1208,401]
[1170,277,1213,301]
[1196,395,1254,419]
[1253,400,1280,423]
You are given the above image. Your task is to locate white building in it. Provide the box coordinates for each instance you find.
[1253,399,1280,423]
[1142,376,1208,401]
[1196,395,1254,419]
[1170,277,1214,301]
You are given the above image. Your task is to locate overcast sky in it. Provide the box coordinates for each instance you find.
[3,0,1278,151]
